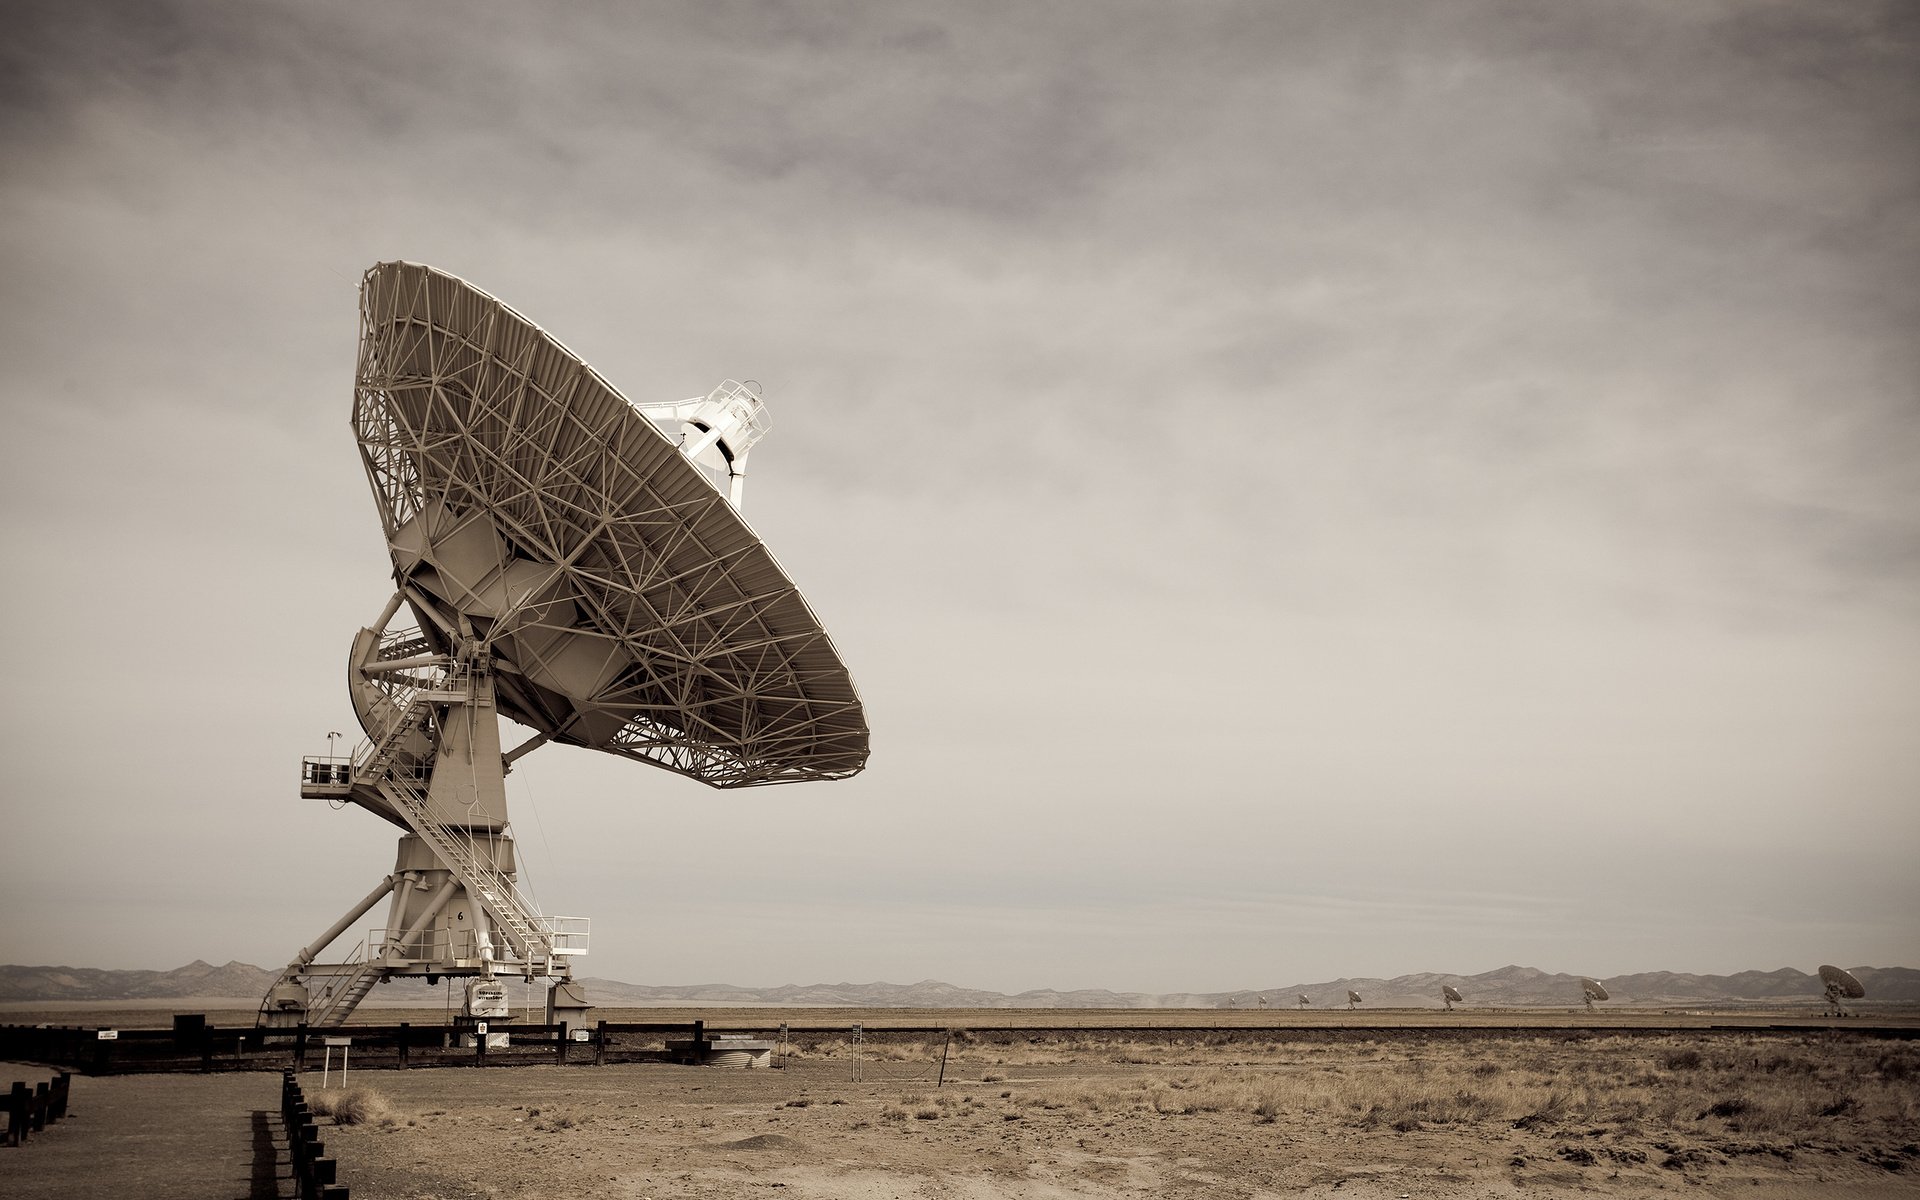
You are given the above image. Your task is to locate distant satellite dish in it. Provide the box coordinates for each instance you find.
[1579,977,1609,1008]
[1298,994,1310,1008]
[1818,965,1866,1016]
[1347,989,1362,1009]
[1442,984,1463,1011]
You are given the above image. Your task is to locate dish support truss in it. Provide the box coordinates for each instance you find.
[260,617,587,1029]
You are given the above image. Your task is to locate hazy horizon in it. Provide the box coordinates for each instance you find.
[2,1,1916,995]
[3,956,1910,997]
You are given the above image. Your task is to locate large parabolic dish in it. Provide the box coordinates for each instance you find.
[261,262,866,1030]
[355,261,868,787]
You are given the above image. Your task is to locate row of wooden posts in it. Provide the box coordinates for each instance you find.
[281,1070,350,1200]
[4,1072,71,1147]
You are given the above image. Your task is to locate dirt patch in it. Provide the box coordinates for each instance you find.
[717,1133,805,1151]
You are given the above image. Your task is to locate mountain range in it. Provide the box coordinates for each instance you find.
[3,961,1914,1007]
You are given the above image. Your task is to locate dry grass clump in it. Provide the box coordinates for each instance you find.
[308,1086,398,1129]
[790,1037,935,1062]
[529,1107,583,1132]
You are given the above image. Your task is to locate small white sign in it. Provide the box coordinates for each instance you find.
[476,1022,489,1034]
[570,1028,591,1042]
[323,1037,352,1047]
[96,1029,119,1041]
[778,1022,789,1036]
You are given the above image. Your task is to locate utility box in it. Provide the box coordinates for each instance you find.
[465,979,510,1019]
[546,979,592,1027]
[668,1035,772,1068]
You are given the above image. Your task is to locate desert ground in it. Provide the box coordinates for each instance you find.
[6,1006,1918,1198]
[284,1024,1920,1198]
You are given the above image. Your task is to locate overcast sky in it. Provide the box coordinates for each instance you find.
[2,1,1915,995]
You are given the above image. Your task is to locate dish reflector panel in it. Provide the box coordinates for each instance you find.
[1442,985,1463,1003]
[1579,977,1609,1001]
[354,262,868,788]
[1818,965,1866,999]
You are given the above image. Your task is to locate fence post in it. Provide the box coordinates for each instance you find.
[295,1023,310,1071]
[398,1023,410,1070]
[594,1020,607,1066]
[6,1081,28,1146]
[556,1022,567,1065]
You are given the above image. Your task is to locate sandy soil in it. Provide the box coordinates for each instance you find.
[293,1030,1919,1199]
[0,1063,286,1200]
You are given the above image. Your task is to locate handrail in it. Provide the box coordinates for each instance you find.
[373,770,551,963]
[306,938,372,1028]
[354,673,576,973]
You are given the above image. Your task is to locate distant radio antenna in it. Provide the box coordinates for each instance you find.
[1817,965,1865,1017]
[1579,977,1609,1009]
[1442,984,1463,1012]
[1298,994,1310,1009]
[1347,989,1362,1010]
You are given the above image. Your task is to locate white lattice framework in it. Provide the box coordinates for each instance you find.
[353,262,868,787]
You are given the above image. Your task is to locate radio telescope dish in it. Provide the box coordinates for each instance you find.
[1442,984,1463,1011]
[1347,989,1362,1009]
[1818,965,1866,1016]
[262,262,867,1030]
[1579,977,1609,1008]
[1298,994,1310,1009]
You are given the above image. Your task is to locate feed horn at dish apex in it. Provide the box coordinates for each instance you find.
[260,261,869,1030]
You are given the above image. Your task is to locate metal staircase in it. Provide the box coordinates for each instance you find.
[307,946,380,1029]
[370,768,560,972]
[262,657,586,1030]
[354,669,573,975]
